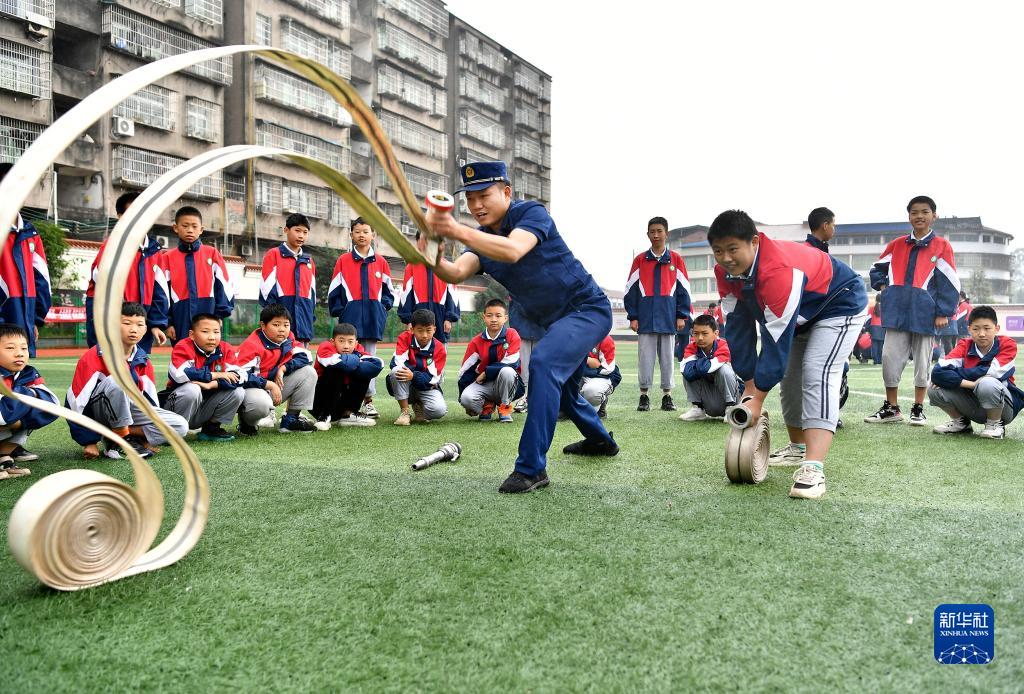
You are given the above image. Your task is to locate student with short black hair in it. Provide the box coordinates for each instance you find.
[929,305,1023,439]
[0,323,58,478]
[397,232,461,343]
[458,298,523,423]
[580,333,621,418]
[679,313,741,421]
[387,308,447,425]
[805,207,836,252]
[260,212,317,344]
[311,322,383,427]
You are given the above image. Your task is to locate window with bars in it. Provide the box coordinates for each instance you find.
[379,202,407,230]
[513,170,542,200]
[514,64,549,101]
[184,0,221,26]
[257,121,349,172]
[377,21,446,78]
[0,116,43,163]
[458,31,505,75]
[281,0,350,28]
[103,7,232,85]
[514,133,542,163]
[112,80,176,131]
[376,163,447,198]
[459,109,504,149]
[224,173,246,201]
[379,0,449,38]
[282,180,329,219]
[329,191,352,226]
[256,174,283,214]
[255,14,272,45]
[514,104,543,132]
[185,97,220,142]
[0,38,51,99]
[112,145,223,200]
[542,143,551,168]
[459,72,505,112]
[380,111,446,159]
[254,62,344,124]
[377,63,446,116]
[461,148,491,165]
[0,0,54,24]
[281,18,352,79]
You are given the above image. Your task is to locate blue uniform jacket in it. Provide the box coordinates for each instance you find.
[623,249,692,334]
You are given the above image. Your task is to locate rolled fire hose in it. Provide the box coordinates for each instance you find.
[723,396,770,484]
[0,46,443,590]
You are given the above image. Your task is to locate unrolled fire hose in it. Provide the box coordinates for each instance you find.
[723,396,770,484]
[1,46,444,590]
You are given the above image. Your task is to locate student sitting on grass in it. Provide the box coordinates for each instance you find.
[387,309,447,426]
[580,334,621,419]
[457,298,523,423]
[929,305,1023,439]
[311,323,383,428]
[66,302,188,460]
[235,303,318,435]
[678,314,741,421]
[0,323,58,479]
[162,314,246,442]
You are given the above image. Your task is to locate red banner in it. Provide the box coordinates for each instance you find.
[45,306,87,323]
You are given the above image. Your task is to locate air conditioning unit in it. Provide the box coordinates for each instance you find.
[26,22,49,39]
[25,11,54,29]
[240,243,254,256]
[112,116,135,138]
[400,224,411,236]
[254,83,268,99]
[154,234,171,249]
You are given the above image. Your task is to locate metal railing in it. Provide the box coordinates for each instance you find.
[184,0,222,26]
[255,14,272,45]
[329,191,352,226]
[376,162,447,198]
[256,121,350,173]
[377,63,446,116]
[0,0,54,25]
[0,38,50,99]
[0,115,43,163]
[459,109,504,149]
[112,145,223,201]
[281,0,350,28]
[377,20,446,78]
[112,80,176,131]
[380,110,446,159]
[254,62,344,124]
[458,30,505,75]
[459,72,505,112]
[282,179,329,219]
[185,97,220,142]
[514,133,542,163]
[255,174,282,214]
[281,17,352,79]
[379,0,448,38]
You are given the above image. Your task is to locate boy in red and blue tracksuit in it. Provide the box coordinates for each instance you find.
[954,292,973,338]
[624,216,691,412]
[86,193,169,355]
[386,309,448,424]
[580,334,621,418]
[867,295,884,365]
[457,299,524,423]
[1,212,51,358]
[867,195,959,425]
[711,210,867,500]
[679,314,741,420]
[929,305,1023,439]
[0,323,58,477]
[327,217,394,414]
[397,261,460,343]
[311,322,383,426]
[260,213,316,344]
[160,206,234,345]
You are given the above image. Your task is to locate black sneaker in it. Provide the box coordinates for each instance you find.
[661,394,676,411]
[498,470,550,494]
[237,422,259,437]
[637,393,650,411]
[279,414,316,433]
[597,400,607,419]
[562,432,620,456]
[10,445,38,463]
[908,403,927,426]
[864,401,902,424]
[198,423,235,442]
[104,436,152,460]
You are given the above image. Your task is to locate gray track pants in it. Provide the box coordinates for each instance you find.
[638,333,675,391]
[87,377,188,445]
[239,366,318,423]
[359,339,379,396]
[387,371,448,420]
[460,367,520,413]
[882,329,933,389]
[164,383,245,428]
[928,377,1018,425]
[519,339,537,389]
[683,363,741,417]
[580,377,614,408]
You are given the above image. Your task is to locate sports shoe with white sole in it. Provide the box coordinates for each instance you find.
[9,445,38,463]
[360,401,380,418]
[933,417,972,435]
[679,405,708,422]
[256,412,277,429]
[314,416,332,431]
[768,442,806,467]
[394,409,412,426]
[864,401,902,424]
[908,403,927,426]
[789,462,826,500]
[979,419,1005,439]
[334,414,376,427]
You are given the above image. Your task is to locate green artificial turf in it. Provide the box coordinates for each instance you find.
[1,345,1022,692]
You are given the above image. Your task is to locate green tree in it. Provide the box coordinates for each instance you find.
[474,276,509,311]
[963,267,993,304]
[32,220,71,286]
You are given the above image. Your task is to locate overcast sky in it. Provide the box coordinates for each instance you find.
[443,0,1024,288]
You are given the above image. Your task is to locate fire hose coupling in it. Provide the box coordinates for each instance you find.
[424,190,455,213]
[412,442,463,471]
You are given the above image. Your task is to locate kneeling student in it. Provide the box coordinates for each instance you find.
[163,314,245,442]
[311,323,383,427]
[458,299,524,423]
[66,302,188,459]
[387,309,447,426]
[235,304,318,434]
[929,305,1023,439]
[580,334,621,419]
[0,323,59,478]
[679,314,741,421]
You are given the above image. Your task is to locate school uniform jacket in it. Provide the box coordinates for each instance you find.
[235,330,312,387]
[166,339,252,391]
[260,244,316,342]
[1,214,51,355]
[717,233,867,393]
[396,265,460,343]
[327,248,394,341]
[681,338,732,383]
[85,235,169,346]
[314,341,383,381]
[390,330,446,392]
[624,248,692,334]
[932,336,1024,414]
[582,335,622,388]
[0,365,58,431]
[457,325,522,395]
[161,240,235,341]
[955,300,973,336]
[869,230,960,335]
[65,345,158,446]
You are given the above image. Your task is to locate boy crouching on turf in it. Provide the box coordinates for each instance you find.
[710,210,867,499]
[679,313,742,421]
[0,323,58,478]
[66,302,189,459]
[311,323,383,427]
[163,314,246,442]
[387,309,447,426]
[458,299,524,423]
[580,334,621,419]
[929,305,1023,439]
[234,304,318,435]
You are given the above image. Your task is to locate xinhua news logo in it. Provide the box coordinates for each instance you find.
[934,604,994,664]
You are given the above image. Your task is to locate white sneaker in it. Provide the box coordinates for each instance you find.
[394,409,412,426]
[933,417,972,435]
[679,405,708,422]
[789,463,826,499]
[256,412,276,429]
[360,401,380,418]
[979,419,1005,439]
[335,415,376,427]
[768,442,806,467]
[314,417,332,431]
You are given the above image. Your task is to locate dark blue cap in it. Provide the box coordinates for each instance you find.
[455,161,510,193]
